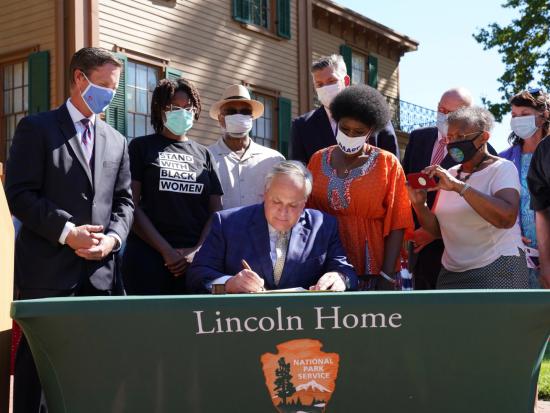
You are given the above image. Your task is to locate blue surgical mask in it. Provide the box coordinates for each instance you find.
[165,108,194,135]
[80,72,116,114]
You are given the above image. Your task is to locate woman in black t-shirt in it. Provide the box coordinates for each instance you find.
[122,78,223,294]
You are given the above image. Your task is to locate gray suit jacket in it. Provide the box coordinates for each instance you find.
[5,103,134,292]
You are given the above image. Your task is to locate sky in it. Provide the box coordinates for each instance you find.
[339,0,518,152]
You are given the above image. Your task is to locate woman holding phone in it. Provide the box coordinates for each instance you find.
[407,106,528,289]
[307,84,413,290]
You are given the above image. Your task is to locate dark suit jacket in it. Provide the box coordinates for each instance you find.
[290,106,398,164]
[5,103,134,292]
[186,204,358,293]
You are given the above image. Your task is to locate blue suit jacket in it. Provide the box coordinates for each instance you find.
[290,106,398,164]
[186,204,358,293]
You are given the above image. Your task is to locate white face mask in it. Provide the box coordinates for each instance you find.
[224,114,253,138]
[316,81,344,108]
[510,115,538,139]
[436,112,448,137]
[336,127,369,155]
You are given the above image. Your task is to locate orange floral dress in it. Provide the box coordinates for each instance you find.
[307,146,413,275]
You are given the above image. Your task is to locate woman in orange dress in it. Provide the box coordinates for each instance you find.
[307,84,413,290]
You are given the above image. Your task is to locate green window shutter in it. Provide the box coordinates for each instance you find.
[277,0,291,39]
[339,44,352,83]
[105,53,128,136]
[232,0,251,23]
[277,96,291,158]
[165,67,183,81]
[28,51,50,114]
[368,55,378,89]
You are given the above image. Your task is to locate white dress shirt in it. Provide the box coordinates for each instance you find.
[209,138,285,210]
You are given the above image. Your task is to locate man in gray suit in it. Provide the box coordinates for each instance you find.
[5,47,134,413]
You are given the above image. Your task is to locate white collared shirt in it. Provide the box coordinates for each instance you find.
[209,138,285,210]
[324,106,338,136]
[66,98,96,156]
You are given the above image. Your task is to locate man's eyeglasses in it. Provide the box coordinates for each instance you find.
[222,108,253,116]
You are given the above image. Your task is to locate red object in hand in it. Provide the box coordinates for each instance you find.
[407,172,437,189]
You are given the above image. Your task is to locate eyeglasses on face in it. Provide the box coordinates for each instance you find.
[222,108,253,116]
[446,131,483,141]
[165,104,194,112]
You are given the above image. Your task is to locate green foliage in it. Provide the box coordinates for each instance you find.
[274,357,296,405]
[473,0,550,121]
[540,351,550,400]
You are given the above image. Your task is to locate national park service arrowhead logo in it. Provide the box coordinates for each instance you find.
[260,339,340,412]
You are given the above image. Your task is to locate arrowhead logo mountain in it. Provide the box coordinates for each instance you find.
[260,339,340,412]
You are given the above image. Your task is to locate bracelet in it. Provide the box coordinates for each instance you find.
[459,183,471,197]
[379,270,397,284]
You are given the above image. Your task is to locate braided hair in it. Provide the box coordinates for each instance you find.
[508,89,550,145]
[151,78,202,134]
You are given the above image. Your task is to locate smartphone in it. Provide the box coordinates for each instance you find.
[407,172,437,189]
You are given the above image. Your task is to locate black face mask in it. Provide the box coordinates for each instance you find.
[447,132,482,163]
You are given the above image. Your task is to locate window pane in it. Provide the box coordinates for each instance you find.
[146,118,155,135]
[23,61,28,85]
[4,90,12,114]
[147,68,157,91]
[265,114,272,139]
[135,114,146,137]
[4,66,12,89]
[136,64,147,89]
[256,117,265,138]
[127,113,134,138]
[14,87,23,112]
[127,86,136,112]
[137,89,147,114]
[352,53,365,85]
[127,62,136,87]
[14,63,23,88]
[15,113,24,127]
[23,86,28,111]
[6,115,14,140]
[148,91,153,114]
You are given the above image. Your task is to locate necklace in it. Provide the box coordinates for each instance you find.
[341,146,369,175]
[456,154,489,182]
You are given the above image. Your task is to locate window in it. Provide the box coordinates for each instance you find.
[250,91,277,149]
[126,61,159,139]
[232,0,291,39]
[251,0,270,29]
[351,53,366,85]
[2,61,28,158]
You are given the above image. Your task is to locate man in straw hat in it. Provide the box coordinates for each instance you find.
[209,84,284,210]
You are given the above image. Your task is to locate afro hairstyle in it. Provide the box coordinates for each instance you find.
[329,84,390,131]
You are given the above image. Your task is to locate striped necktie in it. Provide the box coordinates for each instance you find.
[80,118,93,164]
[431,137,446,165]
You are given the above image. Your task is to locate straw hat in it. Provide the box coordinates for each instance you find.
[209,84,264,120]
